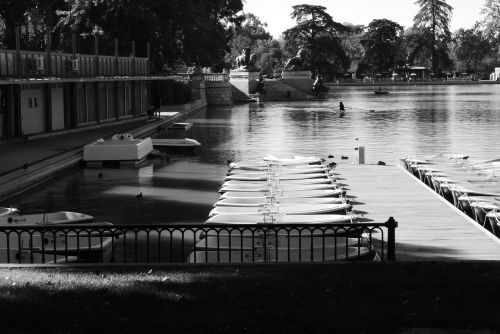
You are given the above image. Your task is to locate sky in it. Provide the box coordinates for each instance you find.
[242,0,485,38]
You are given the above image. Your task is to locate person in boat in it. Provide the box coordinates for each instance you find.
[339,101,345,112]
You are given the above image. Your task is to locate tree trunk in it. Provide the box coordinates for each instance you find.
[431,1,436,74]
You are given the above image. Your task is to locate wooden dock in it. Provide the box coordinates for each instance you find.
[337,163,500,261]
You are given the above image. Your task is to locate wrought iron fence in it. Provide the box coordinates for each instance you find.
[0,219,397,265]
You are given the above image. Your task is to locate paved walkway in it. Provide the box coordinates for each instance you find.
[338,163,500,261]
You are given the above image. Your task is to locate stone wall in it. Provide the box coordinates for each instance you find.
[259,79,317,101]
[205,81,232,105]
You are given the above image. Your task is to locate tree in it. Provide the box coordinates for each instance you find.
[413,0,453,73]
[480,0,500,65]
[0,0,35,48]
[481,0,500,39]
[283,5,349,76]
[56,0,243,70]
[452,24,492,76]
[253,38,286,76]
[361,19,403,75]
[338,24,365,77]
[227,13,273,69]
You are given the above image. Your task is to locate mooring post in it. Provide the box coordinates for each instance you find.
[386,216,398,261]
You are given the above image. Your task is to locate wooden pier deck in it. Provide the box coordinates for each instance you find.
[338,163,500,261]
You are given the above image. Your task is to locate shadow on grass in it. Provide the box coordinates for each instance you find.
[1,263,500,333]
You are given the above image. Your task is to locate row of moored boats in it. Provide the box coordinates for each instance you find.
[402,154,500,235]
[188,155,377,263]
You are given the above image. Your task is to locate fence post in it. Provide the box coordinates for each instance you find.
[386,217,398,261]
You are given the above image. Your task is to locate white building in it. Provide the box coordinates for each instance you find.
[490,68,500,81]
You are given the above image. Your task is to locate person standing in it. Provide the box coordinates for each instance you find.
[339,101,345,111]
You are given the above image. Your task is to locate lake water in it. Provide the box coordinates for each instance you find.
[10,84,500,225]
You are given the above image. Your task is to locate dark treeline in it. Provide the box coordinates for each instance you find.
[1,0,499,78]
[0,0,244,72]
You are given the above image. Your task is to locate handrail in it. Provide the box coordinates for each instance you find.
[0,49,149,77]
[0,219,398,264]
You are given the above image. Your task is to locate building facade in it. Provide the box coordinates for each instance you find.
[0,47,151,139]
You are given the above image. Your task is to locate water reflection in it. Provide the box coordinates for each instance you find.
[9,84,500,225]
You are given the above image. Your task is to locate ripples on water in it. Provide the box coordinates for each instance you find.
[10,84,500,224]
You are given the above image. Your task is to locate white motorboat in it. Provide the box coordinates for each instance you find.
[225,172,330,181]
[194,233,363,250]
[208,203,352,217]
[0,211,94,225]
[214,196,346,207]
[227,166,331,175]
[188,245,373,263]
[222,178,336,187]
[152,138,201,148]
[33,222,116,262]
[222,177,336,187]
[0,207,18,216]
[83,133,153,162]
[220,188,346,199]
[470,201,500,226]
[229,156,323,170]
[219,183,338,193]
[486,211,500,234]
[206,213,354,224]
[151,138,201,154]
[0,248,77,264]
[0,221,116,263]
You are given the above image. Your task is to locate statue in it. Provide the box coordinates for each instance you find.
[312,73,329,94]
[283,48,307,71]
[187,63,203,75]
[235,48,257,71]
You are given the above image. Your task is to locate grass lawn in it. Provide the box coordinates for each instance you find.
[1,262,500,333]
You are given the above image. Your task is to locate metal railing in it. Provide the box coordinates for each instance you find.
[0,219,398,265]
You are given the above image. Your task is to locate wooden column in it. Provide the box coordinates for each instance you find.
[146,42,151,75]
[15,26,21,76]
[72,32,76,58]
[131,41,136,76]
[94,35,99,76]
[46,29,52,76]
[114,38,119,76]
[44,83,52,132]
[115,82,119,120]
[95,82,100,124]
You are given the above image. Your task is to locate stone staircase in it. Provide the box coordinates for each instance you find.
[231,86,256,103]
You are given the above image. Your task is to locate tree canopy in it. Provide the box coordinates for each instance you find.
[283,5,348,76]
[0,0,244,71]
[452,24,492,75]
[361,19,404,75]
[413,0,453,73]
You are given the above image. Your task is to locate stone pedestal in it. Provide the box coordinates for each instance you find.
[190,78,206,102]
[229,70,260,95]
[281,70,314,92]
